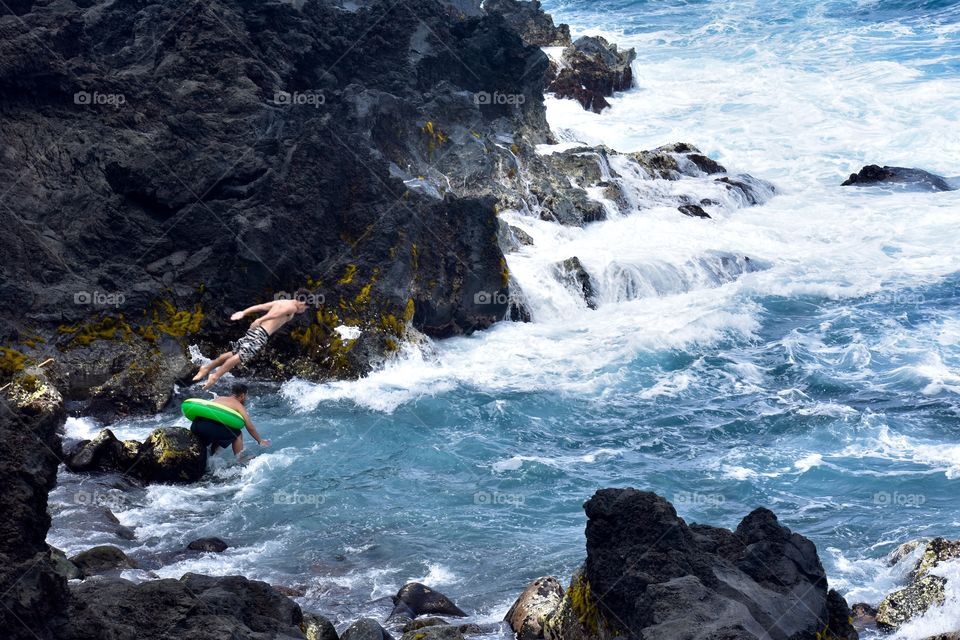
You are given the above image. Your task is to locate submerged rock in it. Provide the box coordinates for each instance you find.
[842,164,953,191]
[549,36,636,113]
[69,545,138,577]
[678,203,711,218]
[390,583,467,620]
[187,537,229,553]
[554,257,598,310]
[877,537,960,629]
[536,489,856,640]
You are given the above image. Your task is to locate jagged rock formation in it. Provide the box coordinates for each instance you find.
[506,489,857,640]
[486,0,571,46]
[548,36,636,113]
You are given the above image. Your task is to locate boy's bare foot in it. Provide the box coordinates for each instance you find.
[201,376,217,391]
[191,366,209,382]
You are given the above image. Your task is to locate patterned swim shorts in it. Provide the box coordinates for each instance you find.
[230,325,269,365]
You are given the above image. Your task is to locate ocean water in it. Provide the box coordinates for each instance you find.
[48,0,960,637]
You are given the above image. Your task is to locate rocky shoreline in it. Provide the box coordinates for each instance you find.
[2,0,957,639]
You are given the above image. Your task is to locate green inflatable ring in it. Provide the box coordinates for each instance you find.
[181,398,245,431]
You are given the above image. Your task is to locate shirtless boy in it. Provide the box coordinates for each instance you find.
[193,292,309,390]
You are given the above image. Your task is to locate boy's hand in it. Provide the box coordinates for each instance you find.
[230,311,244,321]
[259,439,271,447]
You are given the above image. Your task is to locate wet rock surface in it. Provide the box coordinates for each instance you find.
[548,36,636,113]
[66,427,207,484]
[842,164,953,191]
[876,537,960,630]
[515,489,857,640]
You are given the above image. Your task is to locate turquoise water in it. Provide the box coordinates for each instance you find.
[49,1,960,637]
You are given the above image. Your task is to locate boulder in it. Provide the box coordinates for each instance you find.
[842,165,953,191]
[549,36,636,113]
[505,576,565,640]
[541,488,856,640]
[341,617,395,640]
[303,612,339,640]
[390,583,467,619]
[187,537,229,553]
[56,573,304,639]
[877,537,960,629]
[131,427,207,484]
[65,428,139,473]
[68,545,138,577]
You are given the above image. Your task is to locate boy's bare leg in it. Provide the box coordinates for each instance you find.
[192,351,232,382]
[232,432,244,456]
[201,353,242,390]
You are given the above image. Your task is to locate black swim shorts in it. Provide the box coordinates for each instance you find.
[191,417,241,449]
[230,325,269,365]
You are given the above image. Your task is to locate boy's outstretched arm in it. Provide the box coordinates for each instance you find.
[230,302,275,321]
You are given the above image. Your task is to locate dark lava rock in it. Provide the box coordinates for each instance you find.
[69,545,138,577]
[56,573,304,639]
[342,617,395,640]
[67,426,207,484]
[549,36,636,113]
[390,583,467,619]
[554,257,597,309]
[485,0,571,46]
[542,488,857,640]
[65,428,139,473]
[0,370,69,639]
[679,204,711,218]
[842,164,953,191]
[187,537,229,553]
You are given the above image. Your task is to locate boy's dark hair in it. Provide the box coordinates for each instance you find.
[293,287,311,301]
[231,382,249,397]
